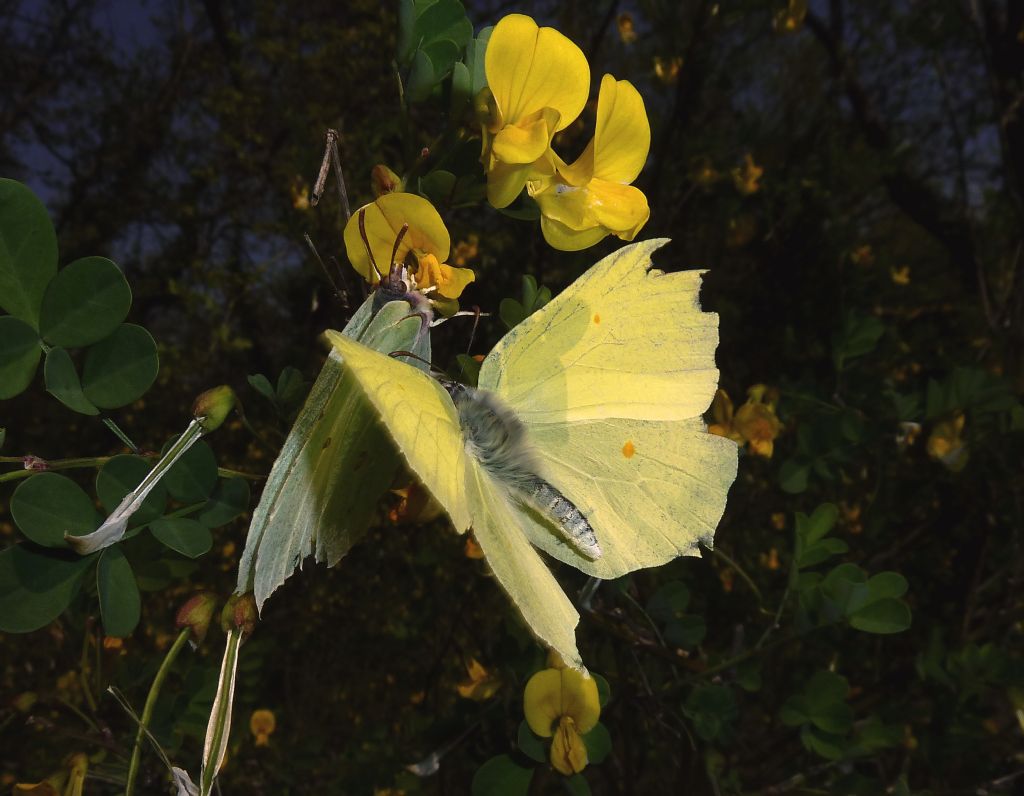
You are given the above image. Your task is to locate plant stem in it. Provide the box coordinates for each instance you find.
[125,628,191,796]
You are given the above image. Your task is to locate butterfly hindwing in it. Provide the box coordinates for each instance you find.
[516,416,737,578]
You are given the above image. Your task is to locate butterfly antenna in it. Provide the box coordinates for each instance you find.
[390,223,410,269]
[388,349,433,369]
[358,208,384,280]
[464,305,482,355]
[303,233,348,309]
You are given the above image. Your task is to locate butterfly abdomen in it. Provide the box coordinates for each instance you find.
[442,381,601,559]
[520,477,601,559]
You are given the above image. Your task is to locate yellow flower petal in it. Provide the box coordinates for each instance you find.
[550,716,588,775]
[250,709,276,747]
[492,107,561,164]
[534,179,649,251]
[523,668,600,737]
[592,76,650,183]
[539,215,610,252]
[486,160,536,209]
[485,14,589,130]
[343,193,449,286]
[586,180,650,240]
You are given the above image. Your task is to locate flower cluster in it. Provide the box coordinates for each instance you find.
[709,385,783,458]
[478,14,651,251]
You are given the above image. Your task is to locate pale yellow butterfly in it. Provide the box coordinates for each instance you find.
[326,239,737,669]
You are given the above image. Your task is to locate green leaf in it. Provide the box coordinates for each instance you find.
[833,311,884,369]
[497,193,541,221]
[464,26,493,96]
[516,720,546,763]
[849,598,912,634]
[81,323,159,408]
[800,725,847,760]
[593,673,611,708]
[11,472,102,548]
[97,546,141,636]
[96,455,168,525]
[664,615,707,647]
[415,0,472,52]
[683,684,737,742]
[38,257,131,347]
[396,0,418,61]
[0,544,94,633]
[150,518,213,558]
[564,774,592,795]
[406,48,437,103]
[471,754,533,796]
[499,297,527,330]
[797,503,839,545]
[778,459,809,493]
[44,347,99,415]
[276,366,307,417]
[163,439,218,503]
[0,179,58,327]
[583,722,612,764]
[646,579,690,622]
[196,478,251,528]
[420,170,457,205]
[450,59,471,118]
[0,315,41,399]
[247,373,275,403]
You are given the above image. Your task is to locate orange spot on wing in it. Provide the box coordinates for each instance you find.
[593,313,601,324]
[622,441,635,458]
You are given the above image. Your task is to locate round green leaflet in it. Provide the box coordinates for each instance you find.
[0,315,41,399]
[195,477,250,527]
[97,545,141,636]
[150,518,213,558]
[81,323,159,409]
[0,544,95,633]
[471,754,533,796]
[11,472,103,548]
[96,455,169,526]
[162,439,218,503]
[0,178,58,328]
[44,347,100,415]
[39,256,132,347]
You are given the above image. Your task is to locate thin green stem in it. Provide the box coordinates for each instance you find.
[125,628,191,796]
[0,455,263,484]
[710,547,765,605]
[101,417,138,452]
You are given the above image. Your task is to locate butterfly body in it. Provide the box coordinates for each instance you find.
[441,380,602,559]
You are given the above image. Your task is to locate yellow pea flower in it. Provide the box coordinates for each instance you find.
[773,0,807,33]
[617,13,637,44]
[927,412,968,471]
[653,55,683,85]
[732,153,764,195]
[530,75,651,251]
[709,385,783,458]
[480,14,590,209]
[524,666,600,776]
[342,193,475,300]
[733,384,783,458]
[456,658,502,701]
[250,709,276,747]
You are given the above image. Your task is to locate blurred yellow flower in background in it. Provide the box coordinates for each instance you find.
[732,153,764,195]
[927,412,968,471]
[654,55,683,84]
[709,385,783,458]
[617,13,637,44]
[773,0,807,33]
[456,658,502,701]
[250,709,276,747]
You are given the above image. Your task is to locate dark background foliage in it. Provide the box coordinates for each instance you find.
[2,0,1023,793]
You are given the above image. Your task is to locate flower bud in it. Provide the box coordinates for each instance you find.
[371,164,402,197]
[193,385,237,433]
[176,592,218,644]
[220,593,258,639]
